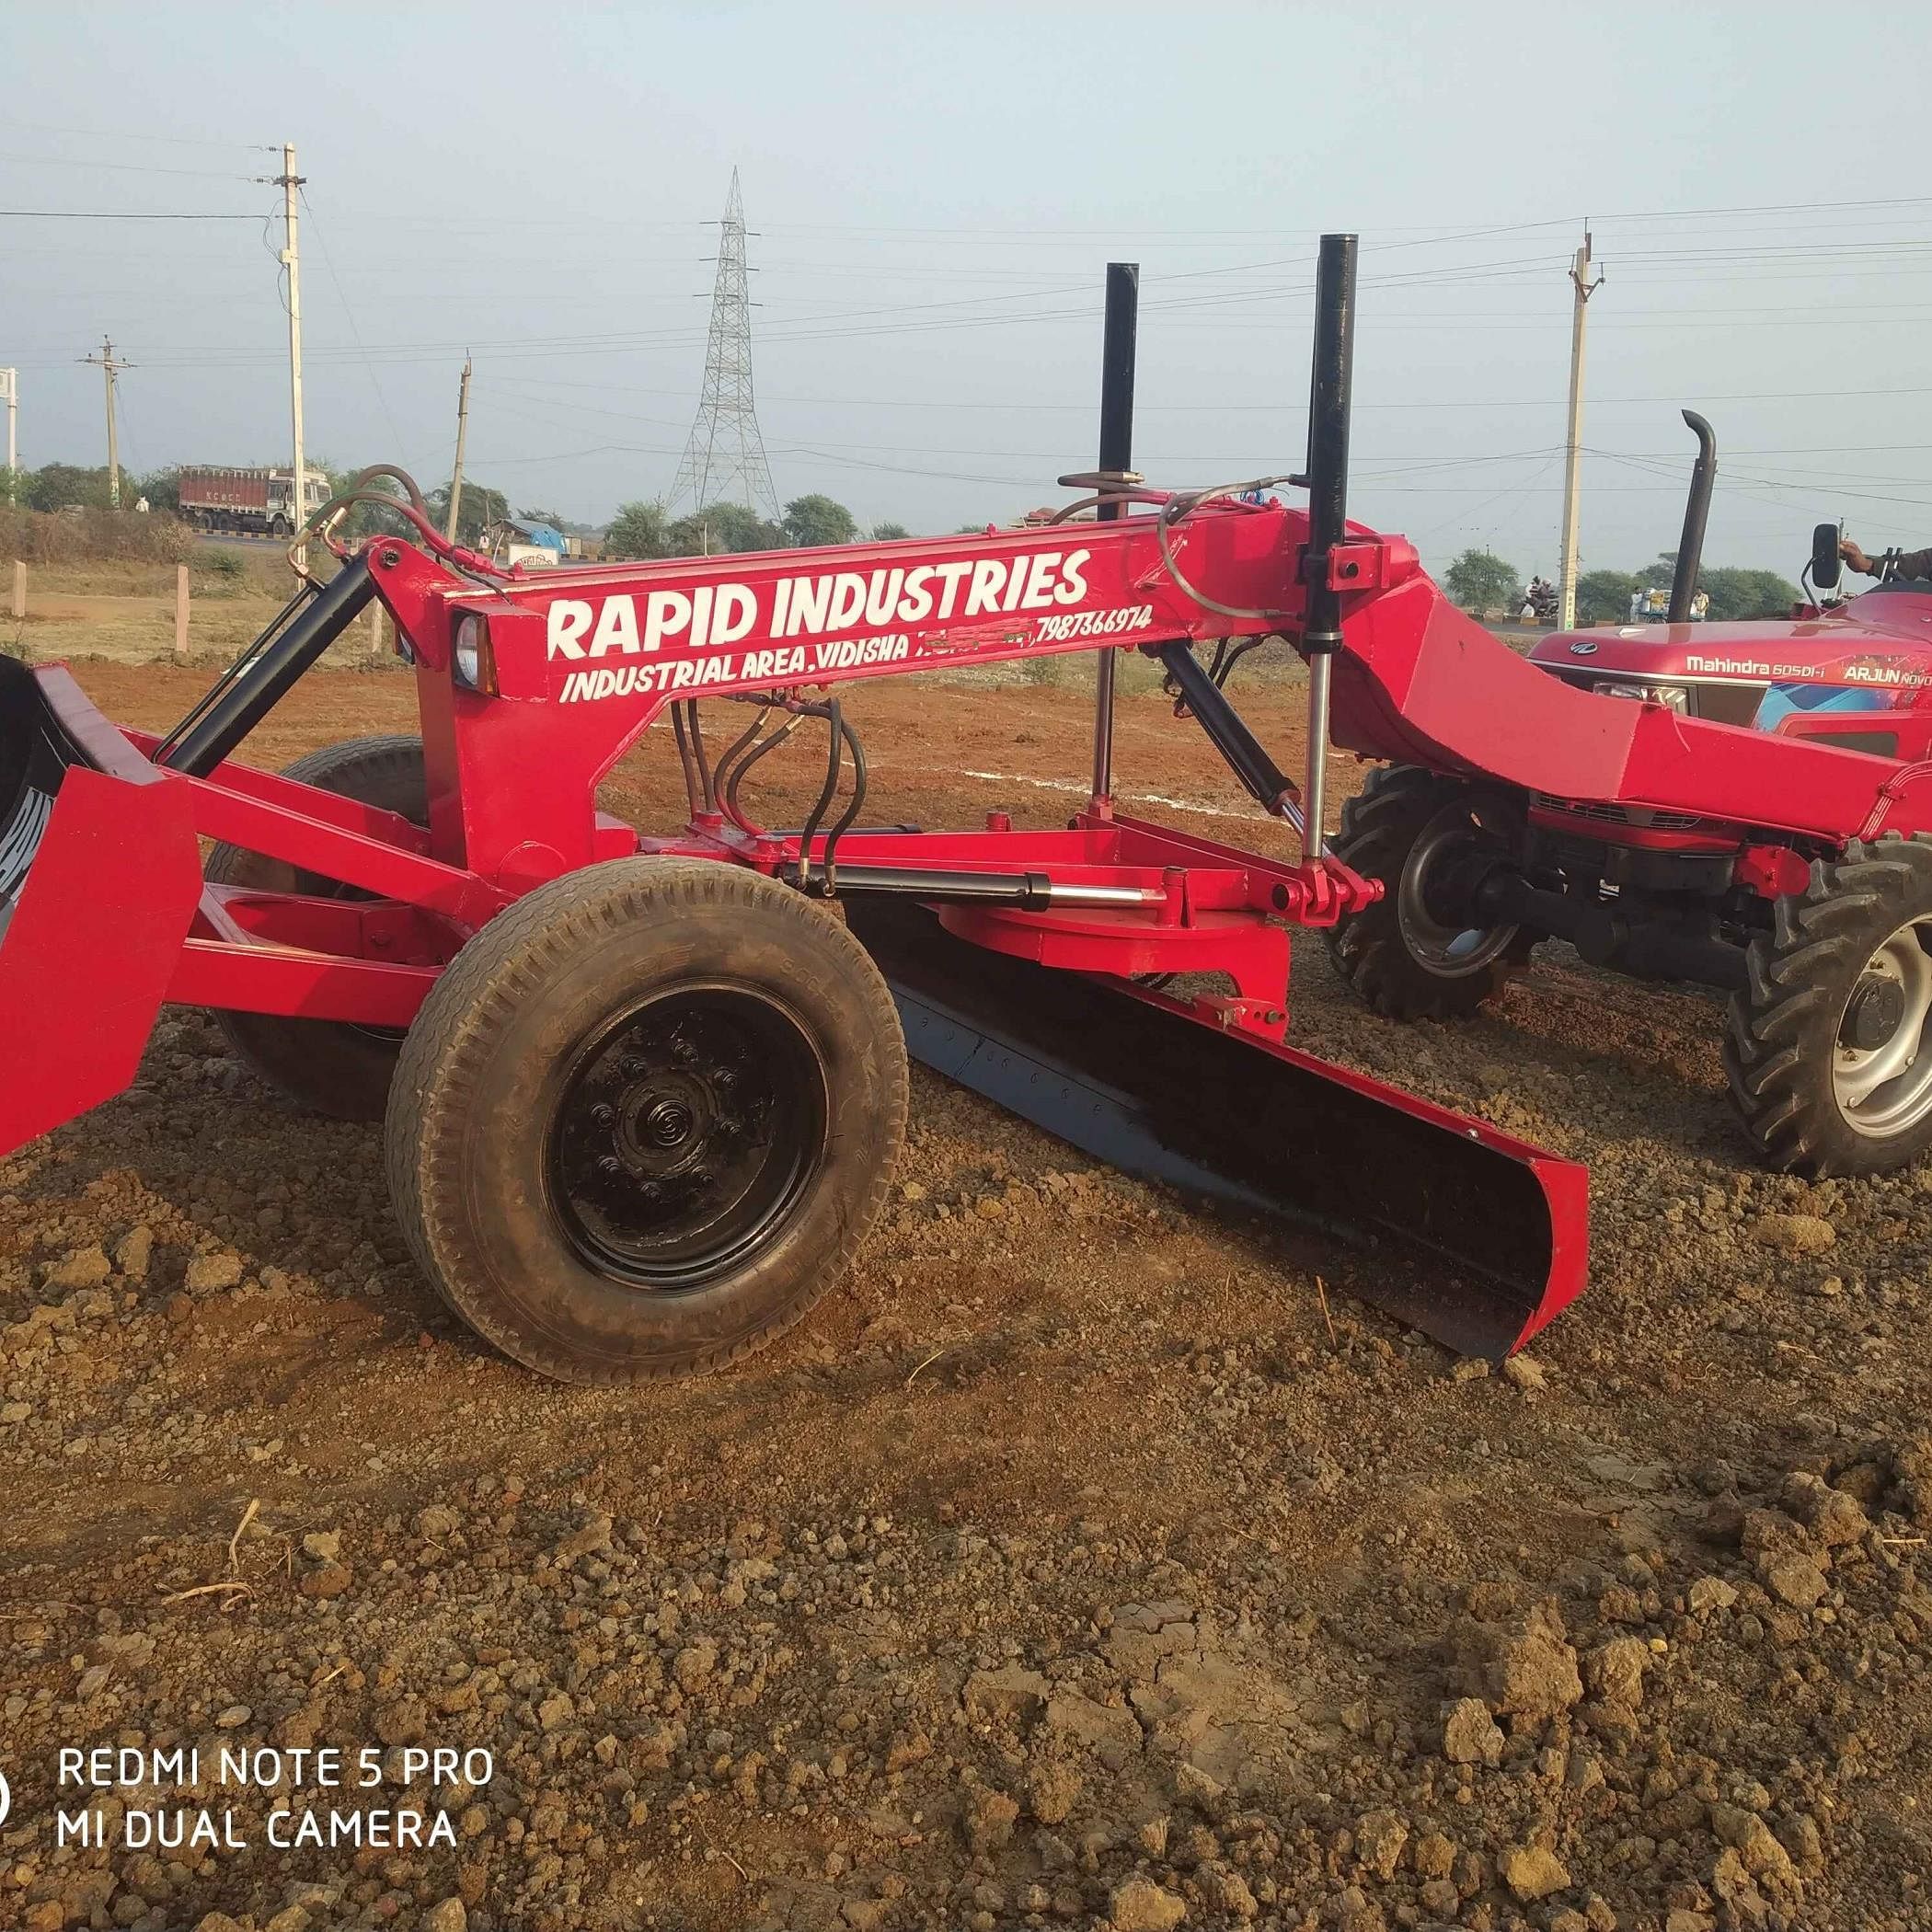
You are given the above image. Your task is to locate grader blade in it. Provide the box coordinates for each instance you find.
[0,660,205,1157]
[851,903,1587,1361]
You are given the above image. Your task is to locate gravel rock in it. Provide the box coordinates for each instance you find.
[1751,1212,1835,1253]
[1501,1352,1547,1392]
[1584,1636,1650,1708]
[114,1224,155,1280]
[1108,1876,1188,1931]
[1501,1845,1571,1901]
[43,1245,111,1290]
[1758,1550,1828,1608]
[1455,1599,1583,1719]
[422,1903,467,1932]
[184,1251,245,1293]
[1780,1470,1869,1547]
[1354,1808,1409,1880]
[1441,1696,1505,1765]
[1687,1575,1738,1615]
[1710,1803,1797,1880]
[961,1784,1020,1854]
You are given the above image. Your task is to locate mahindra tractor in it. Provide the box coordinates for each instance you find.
[8,236,1932,1387]
[1328,412,1932,1177]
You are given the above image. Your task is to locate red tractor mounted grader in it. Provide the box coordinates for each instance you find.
[1328,408,1932,1179]
[0,236,1923,1384]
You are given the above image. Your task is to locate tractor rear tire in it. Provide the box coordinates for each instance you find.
[205,734,428,1121]
[1725,834,1932,1175]
[385,857,908,1384]
[1326,765,1534,1019]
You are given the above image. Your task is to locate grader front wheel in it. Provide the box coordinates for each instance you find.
[385,858,909,1385]
[1327,765,1534,1020]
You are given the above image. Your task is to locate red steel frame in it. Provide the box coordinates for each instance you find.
[19,494,1932,1075]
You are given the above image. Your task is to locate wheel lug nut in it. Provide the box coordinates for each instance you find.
[591,1103,616,1127]
[597,1156,625,1178]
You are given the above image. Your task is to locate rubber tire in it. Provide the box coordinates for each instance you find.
[385,857,909,1385]
[205,734,428,1121]
[1325,764,1535,1019]
[1725,833,1932,1176]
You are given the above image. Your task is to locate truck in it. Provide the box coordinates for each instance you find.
[177,466,331,539]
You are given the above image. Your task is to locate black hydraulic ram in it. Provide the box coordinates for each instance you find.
[1298,234,1358,861]
[1147,640,1302,827]
[1087,260,1140,809]
[151,557,378,777]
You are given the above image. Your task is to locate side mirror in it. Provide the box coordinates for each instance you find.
[1811,523,1841,591]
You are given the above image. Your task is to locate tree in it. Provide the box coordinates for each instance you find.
[519,507,566,529]
[424,481,508,547]
[604,500,673,561]
[1633,551,1796,619]
[666,501,786,556]
[24,463,113,512]
[1701,567,1800,621]
[1575,569,1639,625]
[1443,548,1523,616]
[870,520,911,541]
[782,493,858,548]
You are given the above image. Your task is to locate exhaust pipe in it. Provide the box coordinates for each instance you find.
[1667,410,1717,623]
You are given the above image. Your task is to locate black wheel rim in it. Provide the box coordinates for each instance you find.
[546,984,829,1291]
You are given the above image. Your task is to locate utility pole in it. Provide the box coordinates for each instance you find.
[1,367,17,500]
[1558,227,1604,630]
[277,144,308,562]
[81,339,128,508]
[444,354,473,541]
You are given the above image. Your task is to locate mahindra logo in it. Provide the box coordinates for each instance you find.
[1569,640,1600,656]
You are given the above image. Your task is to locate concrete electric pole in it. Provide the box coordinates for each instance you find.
[81,339,128,508]
[277,144,308,563]
[445,355,473,542]
[1558,229,1604,631]
[1,367,17,500]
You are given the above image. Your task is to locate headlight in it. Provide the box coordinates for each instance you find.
[1594,679,1688,713]
[452,613,495,693]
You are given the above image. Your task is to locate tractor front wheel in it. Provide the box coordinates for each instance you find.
[1726,834,1932,1175]
[206,734,428,1121]
[385,858,908,1384]
[1326,765,1535,1020]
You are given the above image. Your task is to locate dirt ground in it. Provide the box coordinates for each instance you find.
[2,651,1928,1932]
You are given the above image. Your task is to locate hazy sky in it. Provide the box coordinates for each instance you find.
[6,2,1931,579]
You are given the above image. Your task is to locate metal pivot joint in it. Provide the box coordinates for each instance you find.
[1089,261,1139,812]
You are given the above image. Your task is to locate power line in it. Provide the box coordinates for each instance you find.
[0,151,262,181]
[0,209,261,221]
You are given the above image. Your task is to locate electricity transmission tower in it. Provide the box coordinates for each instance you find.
[669,169,780,522]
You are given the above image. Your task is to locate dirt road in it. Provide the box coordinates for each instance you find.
[1,661,1927,1932]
